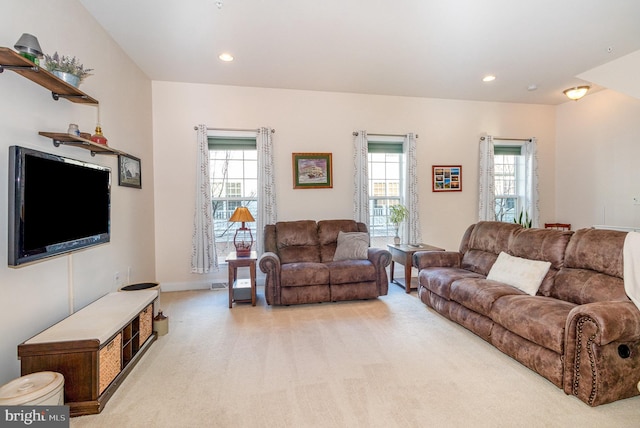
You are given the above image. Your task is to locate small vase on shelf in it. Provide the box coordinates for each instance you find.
[90,124,108,146]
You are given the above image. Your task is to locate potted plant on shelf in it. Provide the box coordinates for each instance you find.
[42,52,93,88]
[389,204,409,245]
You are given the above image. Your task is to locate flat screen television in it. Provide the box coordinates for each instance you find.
[8,145,111,266]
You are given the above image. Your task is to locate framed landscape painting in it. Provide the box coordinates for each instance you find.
[432,165,461,192]
[118,154,142,189]
[292,153,333,189]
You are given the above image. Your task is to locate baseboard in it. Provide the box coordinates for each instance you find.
[160,281,226,292]
[159,272,265,292]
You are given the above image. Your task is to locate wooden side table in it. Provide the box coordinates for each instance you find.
[225,251,257,308]
[387,243,444,293]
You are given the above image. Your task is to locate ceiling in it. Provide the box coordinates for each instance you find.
[79,0,640,105]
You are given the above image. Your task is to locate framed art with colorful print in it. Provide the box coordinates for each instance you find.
[432,165,461,192]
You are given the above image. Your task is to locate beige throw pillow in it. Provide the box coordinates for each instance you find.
[333,231,369,261]
[487,251,551,296]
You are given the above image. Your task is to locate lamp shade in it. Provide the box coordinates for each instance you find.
[229,207,255,223]
[14,33,43,57]
[563,86,590,101]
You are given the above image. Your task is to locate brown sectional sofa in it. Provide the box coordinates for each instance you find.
[414,221,640,406]
[259,219,392,305]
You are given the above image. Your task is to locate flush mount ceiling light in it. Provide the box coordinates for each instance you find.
[482,75,496,82]
[218,53,234,62]
[563,85,590,101]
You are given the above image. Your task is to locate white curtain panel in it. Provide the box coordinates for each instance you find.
[478,135,496,221]
[257,127,277,254]
[191,124,218,273]
[404,133,421,244]
[353,131,370,226]
[523,138,540,228]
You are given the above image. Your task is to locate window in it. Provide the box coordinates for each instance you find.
[494,145,524,223]
[209,135,257,257]
[368,140,404,247]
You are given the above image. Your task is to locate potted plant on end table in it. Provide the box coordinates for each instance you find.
[389,204,409,245]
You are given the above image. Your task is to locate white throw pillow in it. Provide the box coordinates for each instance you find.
[486,252,551,296]
[333,231,369,261]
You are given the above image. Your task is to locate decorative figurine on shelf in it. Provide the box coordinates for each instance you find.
[90,124,108,146]
[67,123,80,137]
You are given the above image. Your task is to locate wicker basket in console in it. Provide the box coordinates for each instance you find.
[139,304,153,344]
[99,332,122,394]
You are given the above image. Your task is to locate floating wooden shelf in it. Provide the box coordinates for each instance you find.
[0,47,98,105]
[39,132,123,156]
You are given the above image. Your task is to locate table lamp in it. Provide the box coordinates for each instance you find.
[229,207,255,256]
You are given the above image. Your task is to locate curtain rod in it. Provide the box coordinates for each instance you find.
[193,126,275,133]
[481,136,531,142]
[352,132,418,138]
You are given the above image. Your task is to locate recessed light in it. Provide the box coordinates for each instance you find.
[482,75,496,82]
[219,53,234,62]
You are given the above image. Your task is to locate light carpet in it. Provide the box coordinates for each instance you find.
[71,282,640,428]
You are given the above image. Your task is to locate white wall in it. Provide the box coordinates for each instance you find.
[0,0,634,399]
[556,89,640,229]
[0,0,155,384]
[152,82,556,289]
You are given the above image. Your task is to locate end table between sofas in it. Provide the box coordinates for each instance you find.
[387,243,444,293]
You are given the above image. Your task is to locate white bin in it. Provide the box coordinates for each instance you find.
[0,371,64,405]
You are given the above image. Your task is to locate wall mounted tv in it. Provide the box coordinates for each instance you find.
[8,146,111,266]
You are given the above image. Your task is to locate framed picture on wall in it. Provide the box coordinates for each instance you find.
[292,153,333,189]
[432,165,462,192]
[118,154,142,189]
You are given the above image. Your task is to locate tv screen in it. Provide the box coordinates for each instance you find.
[8,146,111,266]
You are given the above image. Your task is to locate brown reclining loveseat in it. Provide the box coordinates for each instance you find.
[259,219,391,306]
